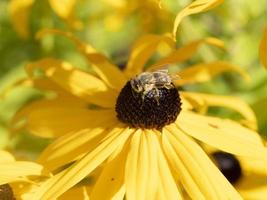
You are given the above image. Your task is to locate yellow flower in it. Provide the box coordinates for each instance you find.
[0,150,48,199]
[8,1,266,199]
[8,26,267,199]
[207,148,267,199]
[8,0,81,39]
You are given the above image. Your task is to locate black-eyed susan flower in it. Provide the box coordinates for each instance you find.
[0,150,48,199]
[9,0,267,199]
[9,29,267,199]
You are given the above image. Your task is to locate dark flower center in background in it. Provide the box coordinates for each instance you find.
[0,184,15,200]
[212,151,242,184]
[115,80,181,130]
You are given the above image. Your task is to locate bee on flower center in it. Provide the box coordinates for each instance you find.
[116,69,181,129]
[130,69,177,103]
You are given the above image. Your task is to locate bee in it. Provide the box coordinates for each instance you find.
[130,69,178,104]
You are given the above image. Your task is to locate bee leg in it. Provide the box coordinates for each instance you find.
[154,88,160,105]
[164,84,174,90]
[140,91,147,108]
[131,89,139,99]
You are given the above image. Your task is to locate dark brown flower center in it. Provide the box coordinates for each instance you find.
[212,151,242,184]
[115,80,182,130]
[0,184,15,200]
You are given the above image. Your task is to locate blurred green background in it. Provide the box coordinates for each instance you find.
[1,0,267,156]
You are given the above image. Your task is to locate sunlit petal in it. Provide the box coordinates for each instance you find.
[38,122,117,171]
[125,129,157,200]
[12,95,116,138]
[26,58,118,108]
[124,34,175,77]
[162,128,208,200]
[177,111,267,158]
[166,125,242,200]
[143,130,160,199]
[165,133,227,200]
[173,0,224,39]
[156,134,183,200]
[148,37,225,71]
[31,127,133,200]
[36,29,126,90]
[0,161,48,185]
[181,91,257,129]
[90,140,128,200]
[174,61,250,85]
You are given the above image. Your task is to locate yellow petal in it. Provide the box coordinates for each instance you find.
[173,0,224,39]
[8,0,34,39]
[0,161,48,185]
[90,140,128,200]
[180,96,195,111]
[31,127,133,200]
[12,93,116,138]
[10,78,92,138]
[177,111,267,159]
[237,175,267,199]
[166,125,242,200]
[48,0,82,29]
[165,128,220,199]
[125,129,157,200]
[0,151,16,162]
[180,92,208,114]
[3,77,77,95]
[144,130,160,200]
[26,58,118,108]
[174,61,250,85]
[36,29,126,91]
[156,134,183,200]
[38,121,117,171]
[162,129,206,200]
[124,34,175,77]
[12,100,90,138]
[30,77,83,94]
[259,26,267,69]
[239,157,267,177]
[148,37,225,71]
[58,186,90,200]
[0,78,33,100]
[181,91,257,129]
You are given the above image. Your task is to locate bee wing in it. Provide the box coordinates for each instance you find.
[156,68,169,73]
[149,66,169,73]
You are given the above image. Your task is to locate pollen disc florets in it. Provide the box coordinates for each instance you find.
[0,184,15,200]
[115,70,182,130]
[212,151,242,184]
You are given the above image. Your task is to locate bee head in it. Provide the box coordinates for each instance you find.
[130,77,143,93]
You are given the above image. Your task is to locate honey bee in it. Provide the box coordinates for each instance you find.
[130,69,178,103]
